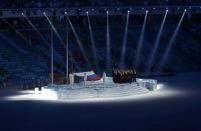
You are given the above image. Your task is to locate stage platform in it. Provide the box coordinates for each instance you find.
[0,77,160,102]
[38,77,157,100]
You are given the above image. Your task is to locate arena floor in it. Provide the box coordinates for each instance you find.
[0,72,201,131]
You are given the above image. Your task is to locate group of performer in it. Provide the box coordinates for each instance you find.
[68,69,137,84]
[112,69,137,83]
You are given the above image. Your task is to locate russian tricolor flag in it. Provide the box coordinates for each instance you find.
[74,71,101,81]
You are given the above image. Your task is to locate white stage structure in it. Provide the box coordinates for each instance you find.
[42,9,158,101]
[39,77,157,100]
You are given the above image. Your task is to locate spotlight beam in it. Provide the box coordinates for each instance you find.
[23,13,68,66]
[0,33,26,53]
[158,10,186,72]
[147,10,168,74]
[134,11,148,69]
[22,13,50,47]
[44,12,66,48]
[0,17,30,45]
[106,11,111,73]
[120,11,130,68]
[67,15,90,65]
[87,12,99,70]
[44,13,80,72]
[64,18,81,80]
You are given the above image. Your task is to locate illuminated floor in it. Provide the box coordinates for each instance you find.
[0,72,200,131]
[1,78,164,102]
[1,82,186,103]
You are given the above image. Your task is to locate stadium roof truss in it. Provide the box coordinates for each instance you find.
[0,6,201,18]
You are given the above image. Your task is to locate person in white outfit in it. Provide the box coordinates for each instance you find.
[69,73,74,85]
[103,72,106,83]
[84,73,87,85]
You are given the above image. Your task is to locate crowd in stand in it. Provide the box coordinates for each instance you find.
[0,4,201,89]
[0,23,201,88]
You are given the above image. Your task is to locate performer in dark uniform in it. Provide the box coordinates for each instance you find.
[112,68,137,83]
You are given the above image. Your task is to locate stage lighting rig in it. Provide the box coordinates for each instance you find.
[0,6,201,18]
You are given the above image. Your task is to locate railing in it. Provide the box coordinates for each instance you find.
[0,6,201,18]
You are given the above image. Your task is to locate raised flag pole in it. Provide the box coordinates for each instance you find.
[66,18,69,84]
[51,27,54,85]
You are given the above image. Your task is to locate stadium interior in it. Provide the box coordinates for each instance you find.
[0,1,201,131]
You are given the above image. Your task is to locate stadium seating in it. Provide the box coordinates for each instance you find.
[0,13,201,88]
